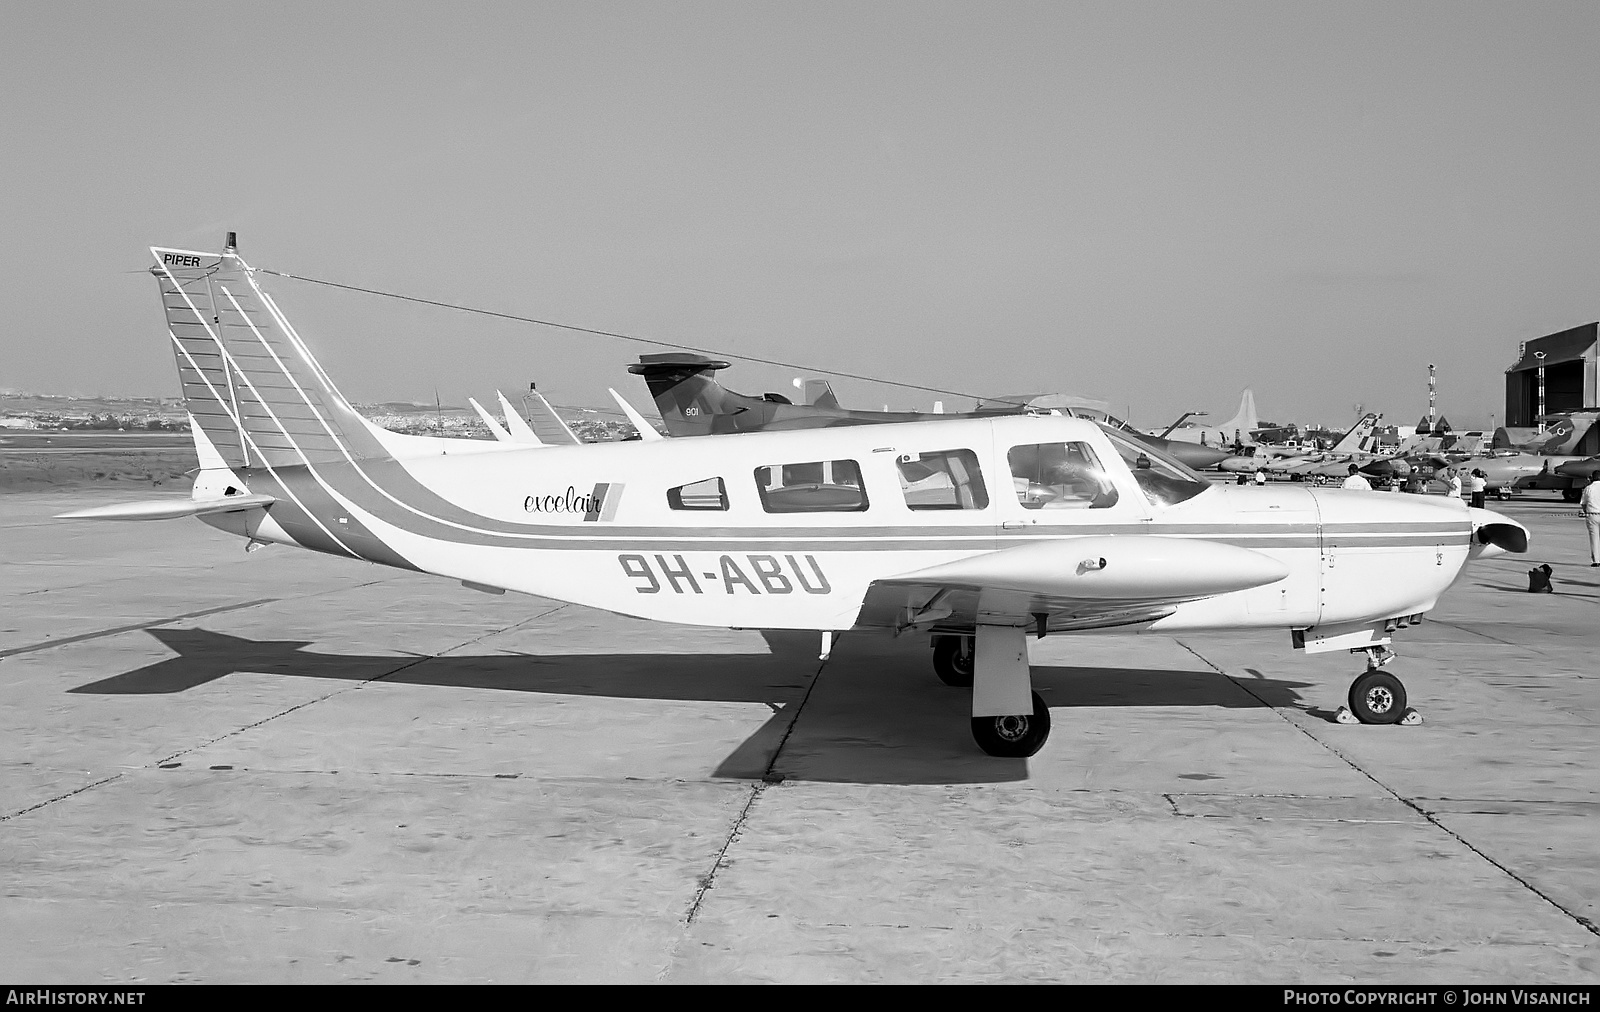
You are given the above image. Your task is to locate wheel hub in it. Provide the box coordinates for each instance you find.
[993,715,1030,742]
[1364,687,1395,713]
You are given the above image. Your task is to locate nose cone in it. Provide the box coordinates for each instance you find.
[1163,442,1232,470]
[1468,506,1529,559]
[1555,456,1600,479]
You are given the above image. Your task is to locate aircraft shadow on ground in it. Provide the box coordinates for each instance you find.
[68,628,1314,786]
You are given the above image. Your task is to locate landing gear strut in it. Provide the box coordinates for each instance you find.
[933,627,1053,756]
[1337,646,1422,725]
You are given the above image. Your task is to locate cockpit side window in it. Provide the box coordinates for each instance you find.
[896,449,988,510]
[667,476,728,511]
[1097,425,1210,507]
[1006,442,1119,509]
[755,459,869,513]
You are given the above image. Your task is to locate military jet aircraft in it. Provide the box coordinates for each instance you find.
[626,353,1233,470]
[60,240,1529,758]
[1450,412,1600,500]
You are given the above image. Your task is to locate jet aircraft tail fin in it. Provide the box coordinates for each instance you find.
[1330,413,1381,454]
[151,239,392,471]
[627,353,742,436]
[1531,411,1600,455]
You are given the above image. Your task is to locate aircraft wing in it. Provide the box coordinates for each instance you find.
[854,536,1287,633]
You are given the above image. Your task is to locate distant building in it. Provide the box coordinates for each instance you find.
[0,417,38,429]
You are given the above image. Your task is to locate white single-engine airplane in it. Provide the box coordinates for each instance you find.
[60,240,1530,757]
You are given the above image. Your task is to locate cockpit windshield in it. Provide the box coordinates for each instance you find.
[1097,424,1211,508]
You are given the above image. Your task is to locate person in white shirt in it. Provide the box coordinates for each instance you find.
[1469,469,1487,509]
[1341,464,1371,491]
[1581,480,1600,567]
[1445,468,1463,500]
[1254,468,1267,486]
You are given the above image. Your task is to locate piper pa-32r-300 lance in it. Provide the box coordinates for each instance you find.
[60,240,1531,757]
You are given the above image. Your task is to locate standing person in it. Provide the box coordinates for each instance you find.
[1470,469,1487,509]
[1581,479,1600,567]
[1254,468,1267,486]
[1341,464,1371,490]
[1445,468,1463,501]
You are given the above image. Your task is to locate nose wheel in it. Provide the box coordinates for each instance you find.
[931,635,975,687]
[1336,648,1423,725]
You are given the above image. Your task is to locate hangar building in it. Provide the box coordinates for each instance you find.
[1504,323,1597,443]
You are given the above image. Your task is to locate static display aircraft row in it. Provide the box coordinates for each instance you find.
[62,237,1530,759]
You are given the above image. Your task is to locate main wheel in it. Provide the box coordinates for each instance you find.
[1562,488,1581,503]
[971,692,1052,757]
[932,635,975,687]
[1348,670,1408,725]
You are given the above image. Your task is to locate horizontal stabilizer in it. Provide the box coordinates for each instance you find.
[56,493,277,522]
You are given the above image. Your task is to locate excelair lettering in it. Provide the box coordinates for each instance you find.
[524,486,599,516]
[617,553,831,595]
[162,253,202,267]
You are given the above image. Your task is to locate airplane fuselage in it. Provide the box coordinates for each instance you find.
[203,414,1491,646]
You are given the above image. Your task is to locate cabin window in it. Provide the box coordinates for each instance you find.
[667,476,728,511]
[896,449,988,510]
[754,459,868,513]
[1006,442,1119,509]
[1097,425,1209,507]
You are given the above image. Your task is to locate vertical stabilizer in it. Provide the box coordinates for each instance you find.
[494,391,544,445]
[152,244,390,469]
[1216,389,1259,438]
[523,388,582,445]
[607,389,664,441]
[1331,413,1381,454]
[468,397,514,442]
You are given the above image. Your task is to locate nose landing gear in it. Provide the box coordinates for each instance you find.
[1335,646,1423,725]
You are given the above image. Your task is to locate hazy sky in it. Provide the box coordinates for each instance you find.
[3,1,1596,429]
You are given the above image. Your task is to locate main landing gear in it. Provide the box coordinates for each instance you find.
[932,630,1052,757]
[1336,646,1423,726]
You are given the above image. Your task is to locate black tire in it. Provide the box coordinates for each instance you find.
[932,635,975,687]
[971,691,1052,757]
[1562,488,1581,503]
[1348,670,1408,725]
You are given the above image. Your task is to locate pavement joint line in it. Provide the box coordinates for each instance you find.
[0,576,401,661]
[0,773,125,823]
[1177,638,1600,941]
[0,598,281,659]
[663,641,831,977]
[151,604,571,768]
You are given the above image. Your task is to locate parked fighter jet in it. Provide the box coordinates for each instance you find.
[1450,412,1600,500]
[60,240,1529,757]
[626,354,1233,470]
[1241,414,1384,480]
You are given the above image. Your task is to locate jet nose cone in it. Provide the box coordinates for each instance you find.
[1468,507,1529,559]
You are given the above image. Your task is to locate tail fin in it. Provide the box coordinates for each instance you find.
[1532,412,1599,454]
[1331,413,1381,453]
[1215,389,1259,439]
[626,353,736,436]
[521,388,581,445]
[153,243,390,469]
